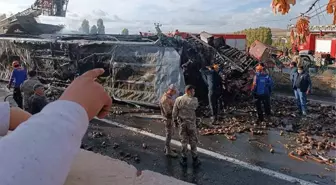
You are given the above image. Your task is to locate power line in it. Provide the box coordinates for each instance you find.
[310,8,327,19]
[314,5,321,24]
[318,1,328,24]
[290,0,333,21]
[302,0,320,15]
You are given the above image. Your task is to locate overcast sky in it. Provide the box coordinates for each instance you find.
[0,0,332,34]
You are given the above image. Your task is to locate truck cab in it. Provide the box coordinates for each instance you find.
[294,25,336,69]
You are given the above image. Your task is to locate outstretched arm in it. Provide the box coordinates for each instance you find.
[0,102,32,136]
[0,68,112,185]
[0,100,89,185]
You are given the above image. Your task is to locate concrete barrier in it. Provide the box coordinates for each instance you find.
[66,149,193,185]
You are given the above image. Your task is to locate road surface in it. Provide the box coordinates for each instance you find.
[0,88,335,185]
[82,115,335,185]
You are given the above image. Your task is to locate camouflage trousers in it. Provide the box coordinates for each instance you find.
[165,119,173,149]
[179,122,198,158]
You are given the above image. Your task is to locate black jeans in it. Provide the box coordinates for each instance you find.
[208,91,219,119]
[13,87,23,109]
[255,94,271,121]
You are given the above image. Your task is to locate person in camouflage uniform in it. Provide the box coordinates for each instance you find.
[159,84,178,157]
[20,70,42,112]
[172,85,201,167]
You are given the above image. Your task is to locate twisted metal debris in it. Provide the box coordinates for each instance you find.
[0,29,258,106]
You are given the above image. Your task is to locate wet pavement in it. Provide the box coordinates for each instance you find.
[83,120,297,185]
[0,88,335,185]
[93,110,336,185]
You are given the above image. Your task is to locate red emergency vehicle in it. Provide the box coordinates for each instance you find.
[293,25,336,66]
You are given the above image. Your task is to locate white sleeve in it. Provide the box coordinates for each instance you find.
[0,100,89,185]
[0,102,10,136]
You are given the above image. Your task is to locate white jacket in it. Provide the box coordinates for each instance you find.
[0,100,89,185]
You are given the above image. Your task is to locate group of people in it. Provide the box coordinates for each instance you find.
[7,60,48,114]
[160,84,200,167]
[240,61,311,121]
[159,60,312,167]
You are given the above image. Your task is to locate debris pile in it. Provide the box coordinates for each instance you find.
[198,96,336,137]
[177,33,257,104]
[285,131,336,166]
[0,28,258,106]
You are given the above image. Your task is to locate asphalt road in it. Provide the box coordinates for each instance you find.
[83,118,335,185]
[0,88,335,185]
[83,120,296,185]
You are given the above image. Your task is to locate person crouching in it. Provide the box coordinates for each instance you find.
[29,84,48,114]
[251,65,274,123]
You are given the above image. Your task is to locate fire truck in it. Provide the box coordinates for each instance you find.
[294,25,336,67]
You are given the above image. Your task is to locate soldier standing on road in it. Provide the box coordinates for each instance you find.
[21,70,42,112]
[159,84,178,158]
[251,65,274,123]
[172,85,201,167]
[7,60,27,109]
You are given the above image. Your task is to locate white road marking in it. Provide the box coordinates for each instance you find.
[97,118,317,185]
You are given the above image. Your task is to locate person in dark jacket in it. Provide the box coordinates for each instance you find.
[20,70,42,112]
[289,62,298,87]
[7,60,27,109]
[293,66,312,116]
[29,84,48,115]
[199,65,222,124]
[251,65,274,123]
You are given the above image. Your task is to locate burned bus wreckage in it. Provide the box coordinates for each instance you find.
[0,27,258,108]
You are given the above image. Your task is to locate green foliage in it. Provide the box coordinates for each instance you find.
[121,28,129,35]
[235,27,273,47]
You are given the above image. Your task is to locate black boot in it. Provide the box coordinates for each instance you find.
[180,157,187,167]
[192,156,201,167]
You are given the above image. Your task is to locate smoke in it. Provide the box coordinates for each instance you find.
[56,27,84,34]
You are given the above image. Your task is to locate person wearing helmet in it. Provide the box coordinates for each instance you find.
[7,60,27,109]
[251,64,274,123]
